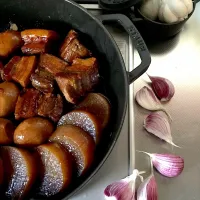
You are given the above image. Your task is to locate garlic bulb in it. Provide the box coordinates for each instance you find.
[140,0,193,24]
[140,0,161,21]
[158,0,193,23]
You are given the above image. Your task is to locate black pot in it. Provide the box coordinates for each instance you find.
[0,0,151,199]
[99,0,200,40]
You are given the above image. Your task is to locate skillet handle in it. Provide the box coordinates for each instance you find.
[98,14,151,84]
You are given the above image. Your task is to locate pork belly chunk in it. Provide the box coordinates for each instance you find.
[59,30,91,63]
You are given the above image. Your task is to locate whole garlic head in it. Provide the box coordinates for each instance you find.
[158,0,193,23]
[140,0,161,21]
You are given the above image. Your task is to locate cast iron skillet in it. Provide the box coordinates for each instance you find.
[99,0,200,39]
[0,0,151,199]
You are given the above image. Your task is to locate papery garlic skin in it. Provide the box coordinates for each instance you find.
[158,0,193,23]
[104,169,139,200]
[140,0,161,20]
[148,75,175,102]
[152,154,184,177]
[144,111,178,147]
[137,174,158,200]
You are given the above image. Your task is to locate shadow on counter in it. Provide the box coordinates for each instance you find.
[144,33,180,55]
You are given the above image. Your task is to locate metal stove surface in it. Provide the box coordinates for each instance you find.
[70,3,200,200]
[69,4,132,200]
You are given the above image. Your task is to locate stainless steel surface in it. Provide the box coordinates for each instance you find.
[131,4,200,200]
[70,3,200,200]
[70,5,132,200]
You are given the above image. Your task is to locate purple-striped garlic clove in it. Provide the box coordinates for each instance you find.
[135,86,171,120]
[137,151,184,178]
[148,75,175,102]
[137,174,158,200]
[144,111,178,147]
[151,153,184,178]
[104,169,143,200]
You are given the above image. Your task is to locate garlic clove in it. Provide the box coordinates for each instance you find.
[144,111,179,147]
[137,151,184,178]
[168,0,188,18]
[135,86,172,120]
[163,4,179,23]
[158,0,193,23]
[152,153,184,178]
[140,0,161,21]
[158,3,165,22]
[167,0,192,18]
[148,75,175,102]
[135,86,161,110]
[182,0,193,14]
[104,180,135,200]
[104,169,142,200]
[137,174,158,200]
